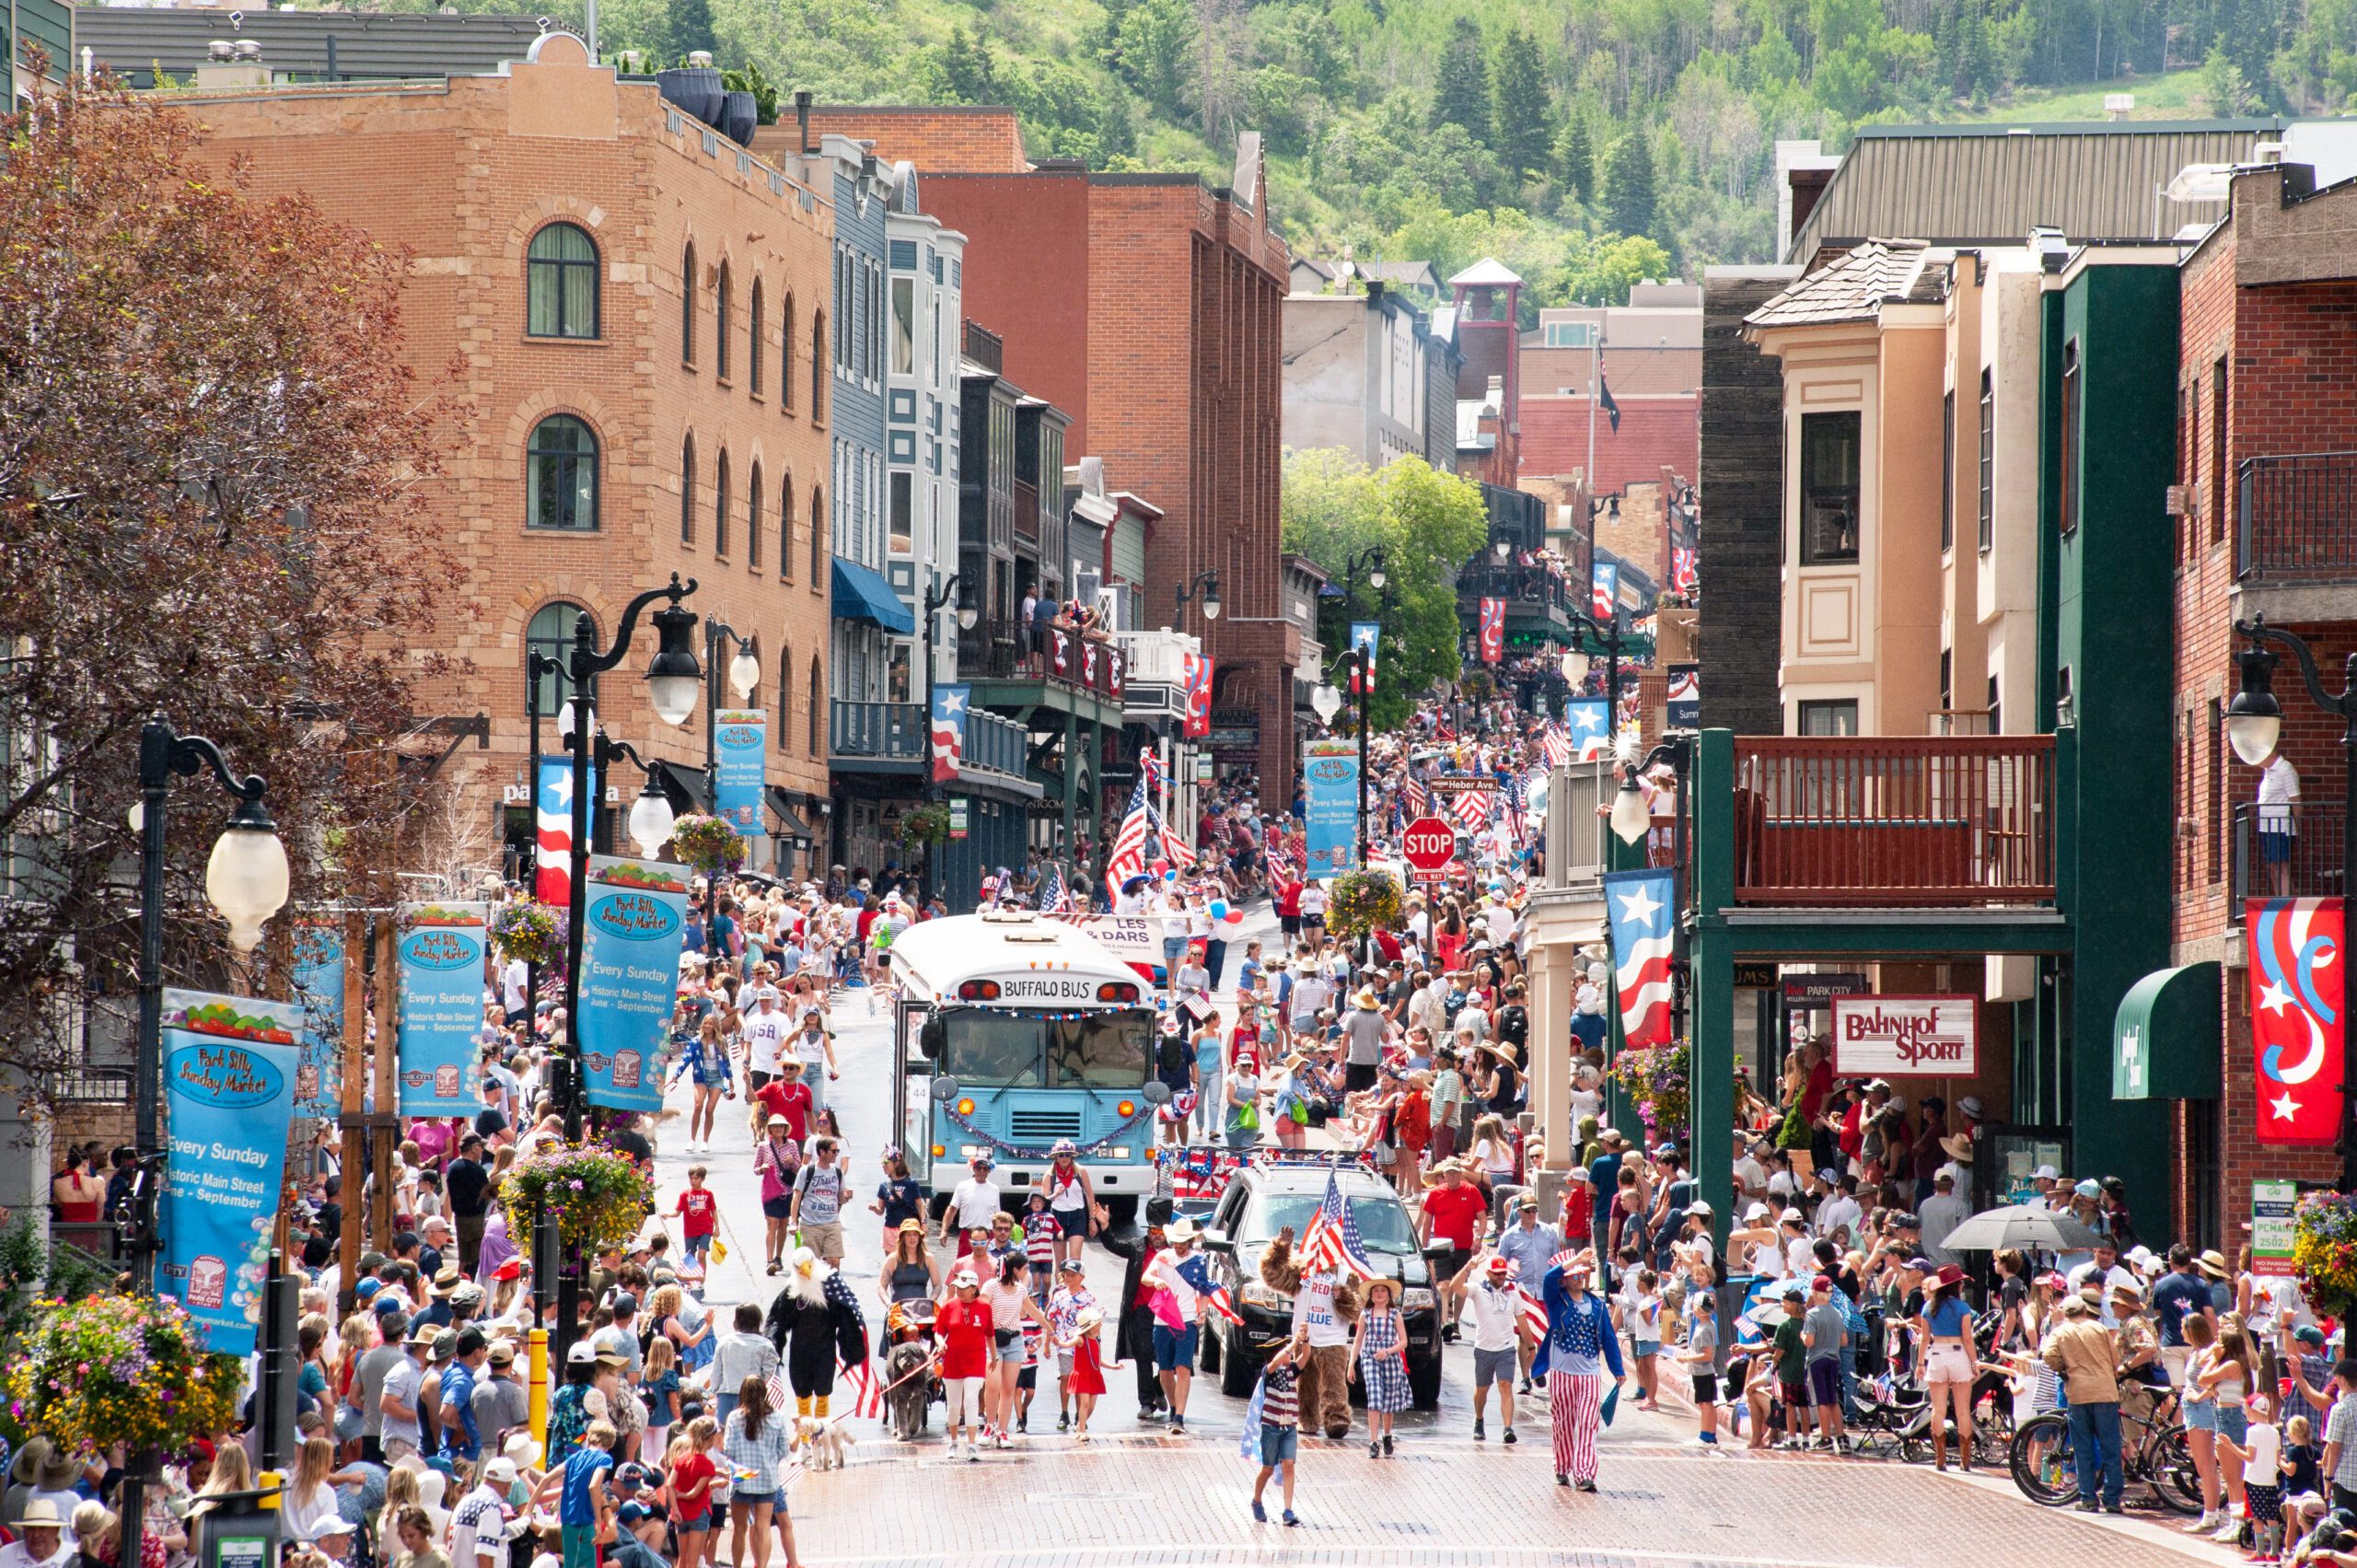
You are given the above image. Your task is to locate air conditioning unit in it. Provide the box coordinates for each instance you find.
[2164,484,2189,517]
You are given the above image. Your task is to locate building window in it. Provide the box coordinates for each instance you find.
[777,645,793,752]
[1938,647,1951,714]
[889,470,913,553]
[807,654,823,754]
[714,449,732,557]
[681,241,698,366]
[892,276,915,376]
[1796,700,1858,736]
[1988,675,2003,737]
[2211,355,2228,545]
[527,223,598,339]
[716,261,734,382]
[781,294,796,412]
[525,414,598,531]
[680,434,696,545]
[810,487,826,585]
[1797,410,1860,564]
[749,280,765,394]
[2059,341,2082,535]
[527,601,595,714]
[887,639,911,703]
[749,461,764,570]
[780,473,795,582]
[1940,389,1955,552]
[1978,368,1994,552]
[812,313,827,423]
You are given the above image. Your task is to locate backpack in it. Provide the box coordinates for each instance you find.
[1156,1033,1191,1077]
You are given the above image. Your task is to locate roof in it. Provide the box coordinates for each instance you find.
[1518,394,1698,494]
[1788,121,2282,263]
[1456,401,1496,451]
[1449,257,1524,288]
[75,6,552,84]
[887,910,1144,1001]
[1293,257,1445,294]
[1744,240,1935,331]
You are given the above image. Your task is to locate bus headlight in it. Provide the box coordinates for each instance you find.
[1116,1100,1137,1118]
[1108,1146,1132,1160]
[1401,1288,1436,1313]
[956,1098,976,1117]
[1240,1282,1292,1310]
[930,1144,946,1158]
[958,1144,988,1159]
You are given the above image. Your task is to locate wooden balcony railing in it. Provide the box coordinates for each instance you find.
[1733,736,2053,906]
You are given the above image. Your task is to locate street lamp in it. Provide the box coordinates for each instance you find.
[1175,568,1222,625]
[918,572,970,905]
[1311,682,1342,726]
[1562,648,1592,686]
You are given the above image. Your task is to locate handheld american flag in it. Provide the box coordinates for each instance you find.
[1448,788,1493,833]
[1104,772,1155,904]
[1037,865,1071,914]
[1296,1170,1378,1280]
[1540,725,1571,769]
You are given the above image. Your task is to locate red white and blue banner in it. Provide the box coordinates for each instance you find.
[1670,544,1698,597]
[1349,621,1381,694]
[395,901,491,1116]
[1666,665,1700,729]
[1565,699,1611,761]
[1605,867,1676,1049]
[535,756,583,907]
[713,708,767,838]
[2248,897,2345,1146]
[580,855,691,1113]
[1180,654,1213,738]
[1478,598,1504,664]
[1591,562,1620,622]
[931,683,970,784]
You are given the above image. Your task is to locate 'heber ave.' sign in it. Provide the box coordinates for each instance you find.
[1830,994,1978,1076]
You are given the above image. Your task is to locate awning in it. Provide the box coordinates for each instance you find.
[830,557,915,633]
[648,757,711,814]
[2112,961,2222,1100]
[766,785,813,840]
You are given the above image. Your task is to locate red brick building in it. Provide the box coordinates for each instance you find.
[182,35,840,875]
[769,110,1301,796]
[2171,160,2357,1243]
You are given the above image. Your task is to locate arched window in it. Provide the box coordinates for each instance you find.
[527,223,598,339]
[526,414,598,531]
[811,311,826,423]
[807,654,823,755]
[749,281,765,393]
[526,601,595,715]
[680,241,698,366]
[779,473,795,584]
[776,645,793,753]
[716,260,734,381]
[714,449,731,557]
[748,461,764,570]
[781,293,796,412]
[809,486,826,584]
[679,433,696,545]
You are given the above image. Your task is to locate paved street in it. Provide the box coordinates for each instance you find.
[646,910,2241,1567]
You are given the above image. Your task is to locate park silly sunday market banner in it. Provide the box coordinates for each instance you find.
[396,901,491,1116]
[579,855,691,1113]
[714,708,767,841]
[159,989,301,1356]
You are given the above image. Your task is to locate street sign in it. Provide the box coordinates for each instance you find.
[1401,817,1457,875]
[2255,1179,2300,1278]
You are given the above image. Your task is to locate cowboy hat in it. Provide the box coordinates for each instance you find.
[10,1436,80,1492]
[11,1501,66,1531]
[1166,1217,1199,1243]
[2196,1249,2231,1279]
[1939,1132,1975,1163]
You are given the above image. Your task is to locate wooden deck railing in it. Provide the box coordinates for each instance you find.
[1733,736,2054,906]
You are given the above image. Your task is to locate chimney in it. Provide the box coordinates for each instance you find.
[794,90,813,154]
[195,36,270,87]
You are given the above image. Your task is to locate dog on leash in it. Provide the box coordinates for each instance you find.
[794,1414,851,1470]
[883,1340,933,1441]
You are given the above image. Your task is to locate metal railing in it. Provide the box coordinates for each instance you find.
[960,617,1125,699]
[1458,563,1578,615]
[1732,736,2054,906]
[2238,453,2357,581]
[829,699,1028,778]
[2231,801,2346,910]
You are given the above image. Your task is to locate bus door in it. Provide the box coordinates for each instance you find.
[895,993,935,1189]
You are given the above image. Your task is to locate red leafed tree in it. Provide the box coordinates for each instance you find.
[0,56,459,1106]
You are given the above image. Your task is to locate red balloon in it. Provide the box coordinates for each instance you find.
[1223,909,1245,923]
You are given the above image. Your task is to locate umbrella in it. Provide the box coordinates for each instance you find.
[1937,1202,2105,1254]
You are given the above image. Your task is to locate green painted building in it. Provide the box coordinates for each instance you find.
[6,0,71,98]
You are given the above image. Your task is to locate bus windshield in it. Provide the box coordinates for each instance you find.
[936,1009,1153,1088]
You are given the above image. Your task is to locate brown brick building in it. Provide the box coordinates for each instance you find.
[757,110,1301,798]
[2171,161,2357,1241]
[180,36,839,875]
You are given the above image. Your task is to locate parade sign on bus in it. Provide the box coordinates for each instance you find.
[1830,993,1978,1077]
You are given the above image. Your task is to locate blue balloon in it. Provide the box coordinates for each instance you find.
[1209,899,1230,920]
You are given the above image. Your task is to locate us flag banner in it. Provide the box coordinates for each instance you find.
[1565,699,1610,761]
[535,756,587,906]
[1605,867,1677,1049]
[1478,598,1504,664]
[2248,897,2345,1146]
[1592,561,1620,622]
[930,683,970,784]
[1296,1170,1379,1280]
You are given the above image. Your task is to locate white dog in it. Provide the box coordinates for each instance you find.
[794,1413,852,1471]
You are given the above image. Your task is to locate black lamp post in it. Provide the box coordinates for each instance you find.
[125,716,290,1568]
[552,575,700,1362]
[1174,568,1222,628]
[2227,614,2357,1188]
[919,573,977,905]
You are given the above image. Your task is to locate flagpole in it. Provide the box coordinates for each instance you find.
[1586,326,1598,522]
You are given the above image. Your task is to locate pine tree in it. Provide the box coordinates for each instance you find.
[1491,27,1550,178]
[667,0,716,61]
[1431,17,1492,142]
[1099,89,1138,161]
[1604,129,1657,239]
[1555,114,1594,203]
[944,25,1001,103]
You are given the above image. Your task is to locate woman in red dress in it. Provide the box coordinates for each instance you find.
[52,1150,102,1223]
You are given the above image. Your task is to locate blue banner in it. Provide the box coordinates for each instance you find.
[158,988,301,1356]
[1302,738,1360,876]
[290,919,344,1120]
[396,901,490,1116]
[579,854,691,1113]
[1349,620,1380,665]
[714,708,766,838]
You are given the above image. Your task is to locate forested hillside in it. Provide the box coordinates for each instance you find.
[430,0,2343,303]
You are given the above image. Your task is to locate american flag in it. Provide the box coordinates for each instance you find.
[1104,772,1155,904]
[1207,1284,1245,1325]
[1448,789,1492,833]
[1402,776,1430,819]
[1295,1170,1378,1280]
[1036,865,1071,914]
[1154,806,1196,870]
[930,684,970,784]
[1501,772,1527,846]
[1540,726,1571,769]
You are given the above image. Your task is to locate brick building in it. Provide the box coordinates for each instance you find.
[755,110,1300,798]
[2167,161,2357,1242]
[178,35,838,875]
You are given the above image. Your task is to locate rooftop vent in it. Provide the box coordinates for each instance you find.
[2104,92,2134,120]
[206,38,235,60]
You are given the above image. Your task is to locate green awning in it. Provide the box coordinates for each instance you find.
[2112,961,2222,1100]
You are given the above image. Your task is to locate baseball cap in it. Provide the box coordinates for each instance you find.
[483,1458,518,1488]
[1515,1193,1539,1209]
[1486,1256,1511,1275]
[1781,1280,1807,1300]
[2299,1325,2329,1347]
[2074,1178,2102,1198]
[566,1342,598,1365]
[1811,1274,1832,1292]
[613,1463,651,1490]
[1058,1258,1085,1273]
[616,1503,653,1525]
[611,1291,638,1315]
[488,1342,517,1366]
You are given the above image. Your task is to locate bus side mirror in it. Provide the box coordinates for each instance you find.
[1142,1080,1172,1106]
[918,1016,944,1063]
[931,1075,961,1103]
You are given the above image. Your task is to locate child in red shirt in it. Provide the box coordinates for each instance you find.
[667,1414,718,1568]
[674,1167,718,1260]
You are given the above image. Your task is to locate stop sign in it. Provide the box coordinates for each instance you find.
[1401,816,1457,873]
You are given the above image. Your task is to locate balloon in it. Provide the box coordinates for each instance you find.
[1164,867,1179,882]
[1223,909,1245,923]
[1209,899,1230,920]
[1150,859,1169,876]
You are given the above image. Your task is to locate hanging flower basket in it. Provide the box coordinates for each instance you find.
[488,900,565,968]
[4,1295,243,1457]
[667,813,745,876]
[898,804,951,846]
[1326,868,1402,942]
[499,1143,651,1253]
[2294,1191,2357,1321]
[1610,1042,1692,1145]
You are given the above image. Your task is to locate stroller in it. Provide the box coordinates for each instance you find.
[882,1300,941,1442]
[1845,1303,1934,1460]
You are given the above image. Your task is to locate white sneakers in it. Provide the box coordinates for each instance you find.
[2184,1511,2220,1534]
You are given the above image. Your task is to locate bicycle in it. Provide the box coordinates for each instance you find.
[2009,1396,2202,1512]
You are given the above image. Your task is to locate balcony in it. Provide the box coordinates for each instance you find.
[1457,563,1579,621]
[1732,736,2053,906]
[2231,801,2346,912]
[2239,454,2357,583]
[830,699,1028,779]
[961,617,1125,703]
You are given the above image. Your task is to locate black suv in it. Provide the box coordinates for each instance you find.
[1198,1160,1445,1408]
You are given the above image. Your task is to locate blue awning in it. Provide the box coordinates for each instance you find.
[830,556,915,633]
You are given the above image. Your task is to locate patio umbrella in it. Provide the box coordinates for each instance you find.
[1937,1203,2105,1254]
